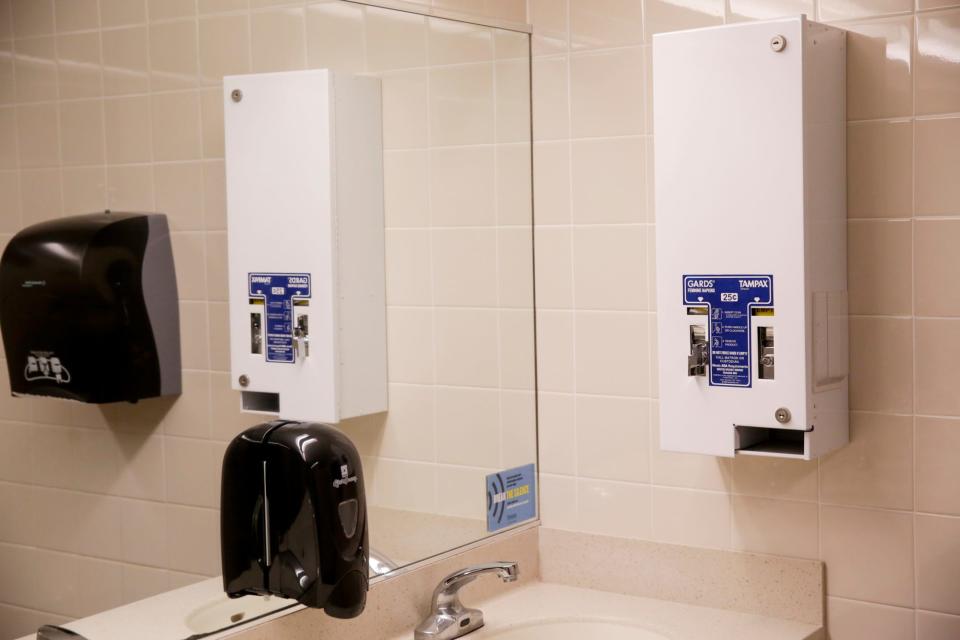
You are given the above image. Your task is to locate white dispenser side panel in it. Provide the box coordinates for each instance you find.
[224,70,338,422]
[803,21,849,458]
[654,18,811,457]
[331,73,388,420]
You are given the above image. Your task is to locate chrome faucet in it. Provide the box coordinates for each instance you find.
[414,562,519,640]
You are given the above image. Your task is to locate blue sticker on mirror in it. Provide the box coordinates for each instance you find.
[486,464,536,532]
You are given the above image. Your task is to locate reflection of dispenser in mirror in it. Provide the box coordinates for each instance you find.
[221,421,369,618]
[0,212,181,404]
[224,69,387,423]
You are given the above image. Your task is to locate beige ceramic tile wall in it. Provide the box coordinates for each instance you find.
[529,1,960,638]
[0,0,531,637]
[342,6,537,530]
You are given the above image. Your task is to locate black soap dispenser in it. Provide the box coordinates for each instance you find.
[220,421,369,618]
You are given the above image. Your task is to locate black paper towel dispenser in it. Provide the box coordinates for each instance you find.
[221,421,369,618]
[0,212,180,403]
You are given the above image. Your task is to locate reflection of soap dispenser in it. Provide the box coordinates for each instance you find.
[0,212,180,403]
[221,421,369,618]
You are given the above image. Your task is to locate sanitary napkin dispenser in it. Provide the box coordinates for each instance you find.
[221,421,368,618]
[653,17,848,460]
[0,212,181,403]
[223,69,387,424]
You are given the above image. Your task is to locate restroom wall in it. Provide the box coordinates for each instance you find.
[528,1,960,638]
[0,0,530,636]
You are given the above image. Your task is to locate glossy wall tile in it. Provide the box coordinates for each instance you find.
[530,0,960,637]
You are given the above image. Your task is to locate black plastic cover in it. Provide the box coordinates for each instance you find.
[0,212,181,403]
[221,421,369,618]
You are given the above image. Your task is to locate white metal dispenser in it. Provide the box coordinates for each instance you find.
[653,17,848,459]
[224,70,387,423]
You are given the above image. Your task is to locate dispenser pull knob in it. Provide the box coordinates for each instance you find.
[688,324,709,376]
[293,314,309,359]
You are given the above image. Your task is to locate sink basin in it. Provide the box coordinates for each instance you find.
[482,619,670,640]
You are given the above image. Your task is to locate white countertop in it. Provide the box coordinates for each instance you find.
[390,582,823,640]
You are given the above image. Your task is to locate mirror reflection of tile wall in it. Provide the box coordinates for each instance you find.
[0,1,531,637]
[344,10,535,563]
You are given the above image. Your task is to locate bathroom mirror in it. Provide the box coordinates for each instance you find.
[0,1,533,638]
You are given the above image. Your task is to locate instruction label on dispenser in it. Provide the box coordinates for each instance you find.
[248,273,311,363]
[683,275,773,388]
[486,464,536,532]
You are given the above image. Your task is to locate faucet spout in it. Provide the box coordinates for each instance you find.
[437,561,518,593]
[415,562,519,640]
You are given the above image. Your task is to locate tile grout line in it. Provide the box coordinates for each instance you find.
[419,9,443,514]
[560,0,582,529]
[492,23,506,474]
[193,0,217,446]
[640,0,658,545]
[143,0,173,521]
[6,0,23,234]
[910,5,921,632]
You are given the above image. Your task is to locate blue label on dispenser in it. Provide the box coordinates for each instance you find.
[486,464,536,532]
[248,273,311,363]
[683,275,773,388]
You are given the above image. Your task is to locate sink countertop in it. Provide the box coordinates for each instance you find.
[16,578,298,640]
[19,580,821,640]
[390,582,823,640]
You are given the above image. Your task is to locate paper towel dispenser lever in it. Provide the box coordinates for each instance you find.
[0,212,181,404]
[221,421,369,619]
